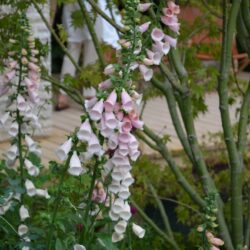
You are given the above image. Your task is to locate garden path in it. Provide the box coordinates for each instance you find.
[0,72,249,164]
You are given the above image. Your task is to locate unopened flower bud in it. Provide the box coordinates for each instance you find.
[22,49,27,56]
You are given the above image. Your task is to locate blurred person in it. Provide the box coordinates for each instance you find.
[56,0,121,110]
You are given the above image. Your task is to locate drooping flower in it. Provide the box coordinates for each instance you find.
[151,28,165,42]
[18,224,28,236]
[139,22,151,33]
[77,119,92,141]
[56,138,73,161]
[139,64,153,81]
[121,89,133,112]
[68,151,85,176]
[89,99,104,121]
[19,205,30,221]
[104,90,117,112]
[132,223,145,238]
[137,3,152,12]
[73,244,86,250]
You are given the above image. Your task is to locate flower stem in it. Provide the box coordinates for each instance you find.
[47,150,74,250]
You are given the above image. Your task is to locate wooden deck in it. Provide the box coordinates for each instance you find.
[0,72,249,164]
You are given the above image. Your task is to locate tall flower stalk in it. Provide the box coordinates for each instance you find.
[0,14,50,250]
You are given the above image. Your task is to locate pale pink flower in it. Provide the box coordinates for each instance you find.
[210,246,220,250]
[28,70,39,82]
[21,57,28,65]
[152,41,170,55]
[118,39,132,48]
[132,223,145,238]
[17,94,27,112]
[143,58,154,66]
[119,143,129,156]
[112,151,129,166]
[162,7,174,17]
[114,220,127,234]
[119,201,131,221]
[119,132,131,144]
[28,62,40,72]
[104,64,115,75]
[8,60,17,69]
[168,1,180,14]
[131,118,144,129]
[139,22,151,33]
[137,3,152,12]
[161,16,180,33]
[56,138,73,161]
[116,111,124,121]
[28,89,40,104]
[139,64,153,82]
[164,35,177,48]
[146,49,163,65]
[98,79,112,90]
[68,151,84,176]
[89,99,104,121]
[77,119,92,141]
[130,149,140,161]
[85,97,97,111]
[121,89,133,112]
[4,70,16,82]
[83,87,96,99]
[88,134,101,155]
[151,28,165,42]
[121,117,132,133]
[108,133,118,150]
[104,112,118,129]
[128,134,139,149]
[24,77,36,91]
[104,90,117,112]
[112,232,124,243]
[0,84,9,96]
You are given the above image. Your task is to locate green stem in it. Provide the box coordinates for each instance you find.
[241,0,250,35]
[0,216,19,235]
[218,1,243,247]
[159,63,185,94]
[131,199,180,250]
[148,183,176,242]
[77,0,106,69]
[42,75,84,106]
[142,126,205,208]
[136,131,159,151]
[82,159,99,246]
[47,149,74,250]
[201,0,222,19]
[237,82,250,156]
[244,194,250,247]
[31,0,81,72]
[87,0,124,33]
[237,9,250,57]
[151,77,194,163]
[152,196,202,215]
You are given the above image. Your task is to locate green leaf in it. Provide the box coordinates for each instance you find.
[55,238,64,250]
[93,233,119,250]
[71,10,85,29]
